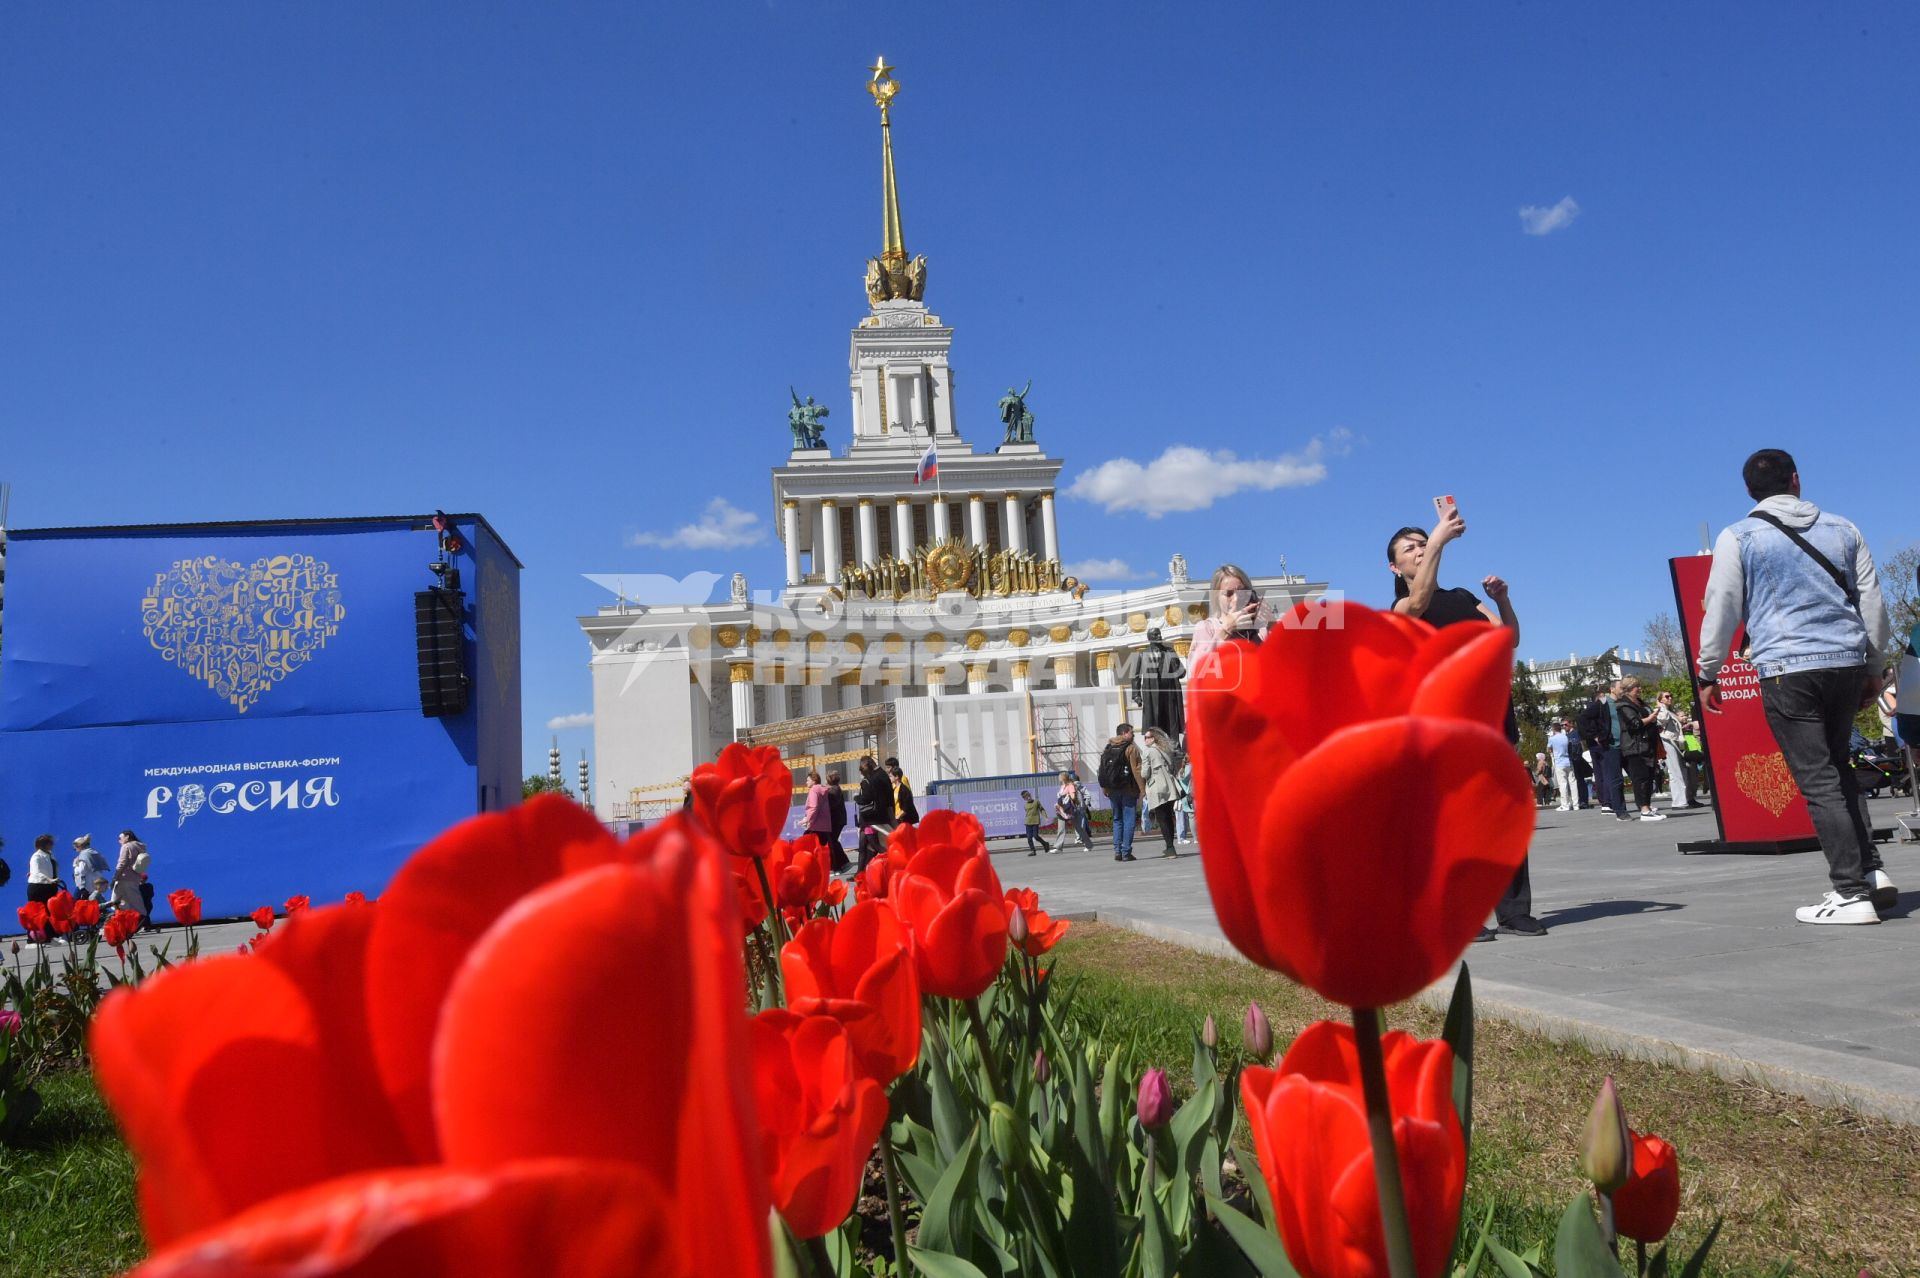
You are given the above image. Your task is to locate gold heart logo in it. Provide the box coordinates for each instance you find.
[1734,751,1800,817]
[141,554,345,713]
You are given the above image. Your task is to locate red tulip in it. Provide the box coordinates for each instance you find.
[251,907,276,932]
[47,890,76,935]
[856,842,910,902]
[782,900,921,1083]
[764,839,829,912]
[1189,601,1533,1008]
[749,1008,888,1239]
[73,898,103,928]
[1003,888,1071,957]
[732,869,770,936]
[169,890,202,927]
[89,795,770,1276]
[285,895,312,917]
[690,742,793,859]
[888,812,1009,1000]
[17,901,49,936]
[823,878,848,908]
[1241,1020,1465,1278]
[104,909,142,950]
[342,891,369,906]
[1613,1131,1680,1244]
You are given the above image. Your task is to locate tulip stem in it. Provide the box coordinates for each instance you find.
[751,857,788,1002]
[803,1234,834,1276]
[880,1125,915,1278]
[1351,1006,1418,1278]
[965,997,1007,1105]
[1597,1188,1619,1257]
[1635,1238,1646,1276]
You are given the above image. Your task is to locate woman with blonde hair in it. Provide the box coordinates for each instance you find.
[1139,726,1183,858]
[1613,677,1667,821]
[1186,562,1270,680]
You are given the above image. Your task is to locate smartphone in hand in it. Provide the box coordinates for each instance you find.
[1433,494,1459,521]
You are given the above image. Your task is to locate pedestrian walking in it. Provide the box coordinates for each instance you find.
[1698,448,1896,924]
[1387,512,1546,939]
[825,770,851,868]
[803,769,846,872]
[1097,723,1146,862]
[1613,678,1667,821]
[1547,719,1577,811]
[1021,791,1052,856]
[855,756,895,831]
[885,760,919,827]
[25,834,60,910]
[1139,726,1182,858]
[1176,755,1196,843]
[112,829,148,924]
[1054,771,1094,850]
[70,835,111,896]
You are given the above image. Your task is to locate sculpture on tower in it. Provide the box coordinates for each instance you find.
[863,57,928,304]
[787,388,829,450]
[999,380,1036,444]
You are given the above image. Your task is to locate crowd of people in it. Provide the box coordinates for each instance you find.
[10,829,154,945]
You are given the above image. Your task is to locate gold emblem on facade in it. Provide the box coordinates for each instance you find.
[1090,618,1111,639]
[1049,624,1071,642]
[1008,629,1030,647]
[142,554,346,714]
[715,625,742,649]
[1128,612,1148,633]
[1164,605,1183,625]
[964,630,987,651]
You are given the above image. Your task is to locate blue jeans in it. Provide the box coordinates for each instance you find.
[1112,796,1139,858]
[1596,747,1626,815]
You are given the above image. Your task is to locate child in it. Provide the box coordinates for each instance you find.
[1021,791,1052,856]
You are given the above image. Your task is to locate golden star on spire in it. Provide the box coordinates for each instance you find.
[869,55,894,82]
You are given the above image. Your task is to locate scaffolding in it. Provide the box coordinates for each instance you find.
[1032,701,1079,777]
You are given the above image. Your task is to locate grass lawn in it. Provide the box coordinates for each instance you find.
[1054,921,1920,1278]
[0,1070,142,1278]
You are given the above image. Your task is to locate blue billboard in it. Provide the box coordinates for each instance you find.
[0,515,521,921]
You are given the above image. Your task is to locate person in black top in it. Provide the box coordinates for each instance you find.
[855,756,896,830]
[825,770,851,864]
[885,759,920,826]
[1387,512,1546,941]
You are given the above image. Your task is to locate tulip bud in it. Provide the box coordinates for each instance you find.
[1242,1001,1273,1063]
[1578,1076,1632,1193]
[1137,1068,1173,1130]
[989,1101,1025,1169]
[1033,1048,1051,1084]
[1007,906,1029,945]
[1202,1013,1219,1049]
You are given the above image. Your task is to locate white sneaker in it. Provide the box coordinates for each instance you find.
[1869,869,1898,913]
[1638,811,1668,822]
[1556,805,1572,812]
[1794,891,1880,925]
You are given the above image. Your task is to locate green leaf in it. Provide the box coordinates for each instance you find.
[1485,1236,1547,1278]
[1062,1134,1124,1278]
[927,1040,968,1163]
[1455,1201,1495,1278]
[1676,1218,1723,1278]
[1231,1143,1277,1232]
[905,1249,993,1278]
[1071,1045,1109,1189]
[1199,1134,1225,1217]
[914,1128,981,1256]
[1139,1175,1176,1278]
[1440,962,1474,1152]
[1180,1218,1259,1278]
[1204,1194,1301,1278]
[1554,1193,1629,1278]
[1647,1243,1670,1278]
[1171,1074,1218,1179]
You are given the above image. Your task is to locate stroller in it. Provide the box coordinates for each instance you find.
[1851,735,1914,798]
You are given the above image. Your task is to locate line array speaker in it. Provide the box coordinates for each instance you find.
[415,589,469,717]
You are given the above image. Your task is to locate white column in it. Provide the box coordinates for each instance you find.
[967,662,991,694]
[967,494,988,548]
[729,663,755,738]
[1095,652,1116,688]
[927,665,949,697]
[1053,656,1077,689]
[1003,492,1026,554]
[932,498,951,543]
[801,680,825,718]
[782,500,802,585]
[1040,491,1059,562]
[912,369,928,431]
[893,497,914,558]
[821,500,842,585]
[1010,660,1032,693]
[857,499,879,566]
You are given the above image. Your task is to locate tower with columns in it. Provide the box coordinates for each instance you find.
[577,58,1325,820]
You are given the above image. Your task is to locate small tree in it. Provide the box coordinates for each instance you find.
[1880,543,1920,641]
[1553,649,1614,725]
[522,775,575,801]
[1643,611,1687,676]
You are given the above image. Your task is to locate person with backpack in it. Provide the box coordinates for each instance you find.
[1053,771,1093,851]
[855,756,895,831]
[1699,449,1896,925]
[1098,724,1146,862]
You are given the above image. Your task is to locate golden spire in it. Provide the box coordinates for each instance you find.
[868,56,906,263]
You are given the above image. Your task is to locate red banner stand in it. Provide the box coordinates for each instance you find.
[1670,555,1821,854]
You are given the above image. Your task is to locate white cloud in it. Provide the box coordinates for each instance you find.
[629,498,765,550]
[547,712,594,731]
[1066,430,1350,518]
[1061,558,1147,582]
[1519,196,1580,236]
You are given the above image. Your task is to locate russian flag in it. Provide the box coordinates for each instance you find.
[913,442,938,485]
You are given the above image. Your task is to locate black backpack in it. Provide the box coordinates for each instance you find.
[1097,742,1134,793]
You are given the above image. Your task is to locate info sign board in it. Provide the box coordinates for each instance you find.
[1669,554,1818,852]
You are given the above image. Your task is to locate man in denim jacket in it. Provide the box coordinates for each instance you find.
[1698,449,1895,925]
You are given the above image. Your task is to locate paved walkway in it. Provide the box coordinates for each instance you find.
[993,795,1920,1124]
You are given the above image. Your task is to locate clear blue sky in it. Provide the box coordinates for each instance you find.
[5,3,1915,778]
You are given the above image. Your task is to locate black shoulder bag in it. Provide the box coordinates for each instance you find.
[1749,511,1861,616]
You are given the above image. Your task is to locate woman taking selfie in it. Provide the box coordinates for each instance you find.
[1187,562,1270,679]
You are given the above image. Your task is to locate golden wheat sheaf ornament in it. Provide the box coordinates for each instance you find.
[141,554,345,713]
